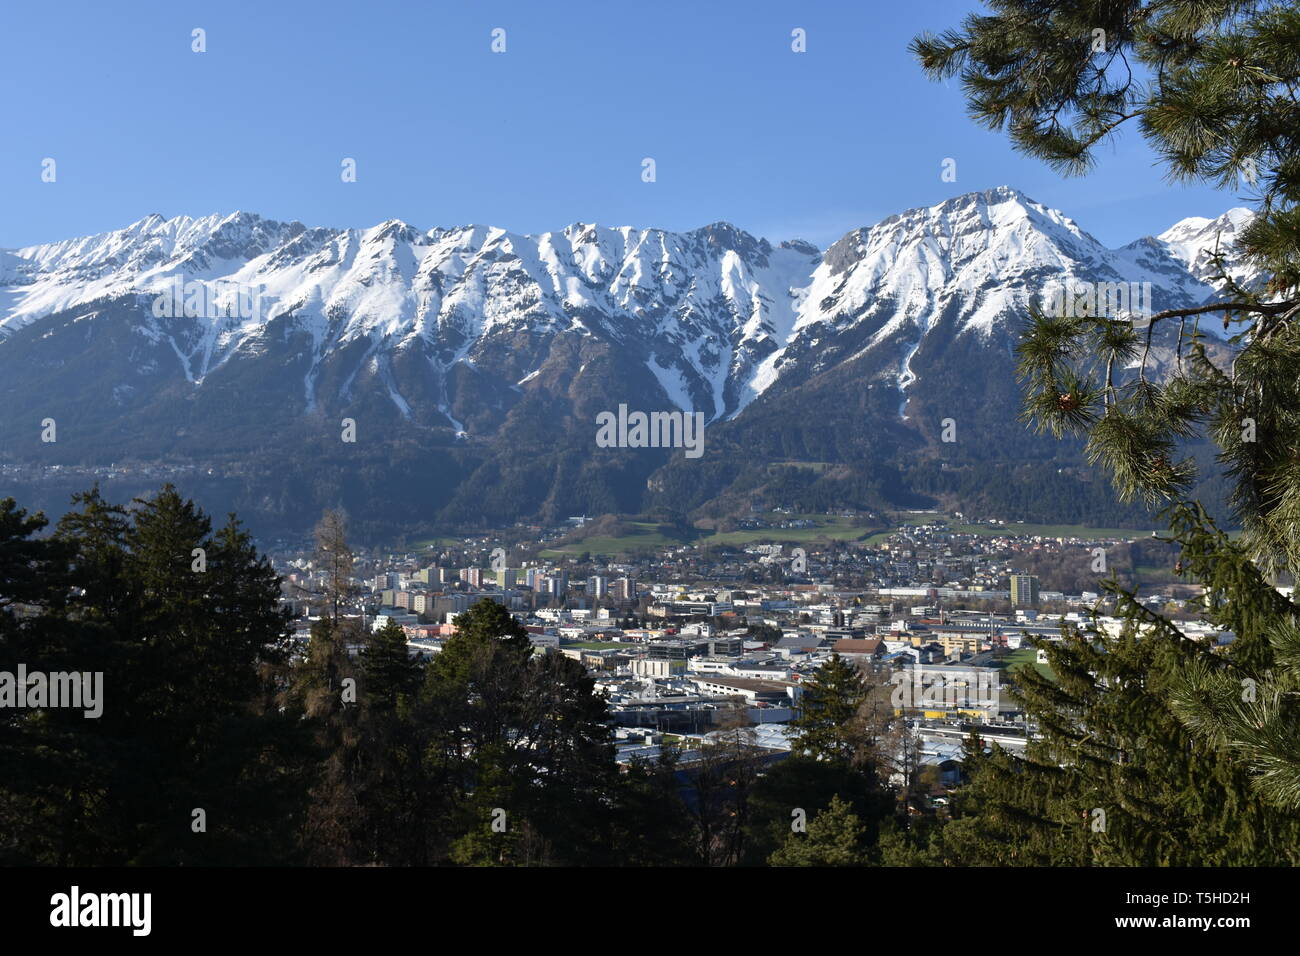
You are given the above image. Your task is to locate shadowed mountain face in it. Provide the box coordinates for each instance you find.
[0,188,1254,538]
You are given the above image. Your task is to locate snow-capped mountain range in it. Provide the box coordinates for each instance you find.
[0,186,1256,533]
[0,186,1253,426]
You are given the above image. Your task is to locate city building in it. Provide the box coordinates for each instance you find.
[1010,574,1040,608]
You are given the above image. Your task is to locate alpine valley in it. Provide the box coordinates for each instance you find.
[0,187,1256,540]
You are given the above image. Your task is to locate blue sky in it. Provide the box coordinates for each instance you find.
[0,0,1250,250]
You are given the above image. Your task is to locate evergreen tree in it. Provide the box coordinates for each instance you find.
[741,754,888,866]
[0,499,74,864]
[0,499,65,616]
[916,0,1300,810]
[942,608,1300,865]
[769,796,872,867]
[419,598,620,865]
[1162,503,1300,808]
[361,618,422,711]
[875,815,947,867]
[789,653,869,763]
[1,486,310,865]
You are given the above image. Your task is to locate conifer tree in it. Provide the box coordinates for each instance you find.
[789,653,869,763]
[419,598,619,865]
[769,795,872,867]
[742,754,888,866]
[1,486,309,864]
[946,608,1300,864]
[350,620,427,865]
[361,618,421,710]
[0,500,73,864]
[916,0,1300,809]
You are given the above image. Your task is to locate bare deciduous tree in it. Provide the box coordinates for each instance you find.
[314,509,354,622]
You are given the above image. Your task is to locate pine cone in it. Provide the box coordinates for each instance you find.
[1057,392,1080,412]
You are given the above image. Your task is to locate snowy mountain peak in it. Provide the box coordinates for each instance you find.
[1159,206,1253,245]
[1156,206,1257,288]
[364,219,425,244]
[797,187,1116,344]
[755,187,1252,422]
[688,221,772,258]
[917,185,1092,240]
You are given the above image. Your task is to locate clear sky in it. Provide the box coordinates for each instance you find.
[0,0,1249,251]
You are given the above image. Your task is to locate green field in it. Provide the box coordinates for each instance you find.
[539,521,698,558]
[540,514,885,558]
[996,646,1055,680]
[701,515,883,547]
[408,535,469,549]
